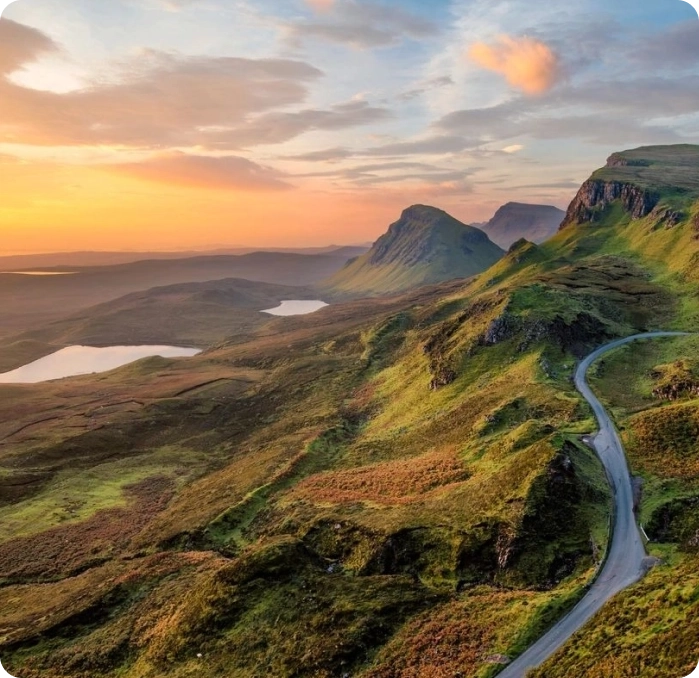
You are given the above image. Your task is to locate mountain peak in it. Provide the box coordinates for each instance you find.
[400,204,448,219]
[323,206,504,296]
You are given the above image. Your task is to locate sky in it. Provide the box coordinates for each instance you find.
[0,0,698,252]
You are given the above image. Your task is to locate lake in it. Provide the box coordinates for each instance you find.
[261,300,329,316]
[0,345,201,384]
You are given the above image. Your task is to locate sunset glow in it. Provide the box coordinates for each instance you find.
[1,0,698,252]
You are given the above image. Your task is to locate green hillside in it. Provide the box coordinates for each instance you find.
[323,205,504,296]
[2,146,699,678]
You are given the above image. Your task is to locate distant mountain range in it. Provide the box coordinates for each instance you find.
[0,245,371,271]
[479,202,566,249]
[323,205,504,296]
[0,250,363,341]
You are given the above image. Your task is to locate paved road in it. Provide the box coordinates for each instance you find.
[497,332,690,678]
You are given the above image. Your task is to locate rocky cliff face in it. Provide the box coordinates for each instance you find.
[560,179,659,229]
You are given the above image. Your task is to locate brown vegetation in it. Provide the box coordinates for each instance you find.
[291,448,470,505]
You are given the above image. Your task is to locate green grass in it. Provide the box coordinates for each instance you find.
[0,445,212,544]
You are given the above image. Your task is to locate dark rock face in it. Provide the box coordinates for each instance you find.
[560,180,659,229]
[692,213,699,240]
[647,496,699,551]
[498,445,595,588]
[368,205,495,267]
[422,299,500,390]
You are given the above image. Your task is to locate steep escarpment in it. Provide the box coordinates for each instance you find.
[560,179,659,228]
[560,144,699,230]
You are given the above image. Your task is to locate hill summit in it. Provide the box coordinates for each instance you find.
[481,202,565,248]
[323,204,504,296]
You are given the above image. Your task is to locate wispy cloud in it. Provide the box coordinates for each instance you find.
[287,0,440,49]
[106,152,292,190]
[0,18,58,74]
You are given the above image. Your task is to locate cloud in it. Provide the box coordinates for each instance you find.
[434,71,699,146]
[0,18,59,75]
[364,135,475,156]
[284,147,354,162]
[398,75,454,102]
[503,144,524,153]
[288,1,439,49]
[283,135,476,165]
[305,0,335,12]
[468,35,562,95]
[107,152,292,190]
[0,23,393,153]
[205,100,393,148]
[627,21,699,70]
[0,37,329,149]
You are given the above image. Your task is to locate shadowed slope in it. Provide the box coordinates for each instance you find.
[323,205,504,296]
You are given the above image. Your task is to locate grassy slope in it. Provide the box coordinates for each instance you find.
[324,206,504,296]
[2,146,699,677]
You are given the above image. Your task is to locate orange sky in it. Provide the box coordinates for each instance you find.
[0,156,480,251]
[1,0,696,253]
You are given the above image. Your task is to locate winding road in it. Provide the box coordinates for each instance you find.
[498,332,690,678]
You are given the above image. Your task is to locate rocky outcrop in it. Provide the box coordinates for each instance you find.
[649,205,684,229]
[477,308,610,358]
[560,180,659,229]
[605,153,651,168]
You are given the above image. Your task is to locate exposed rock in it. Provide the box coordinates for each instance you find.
[423,299,501,389]
[649,205,684,229]
[646,496,699,550]
[605,153,651,168]
[429,367,457,390]
[560,180,659,229]
[482,312,520,345]
[650,360,699,400]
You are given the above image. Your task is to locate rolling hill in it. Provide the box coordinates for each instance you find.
[323,204,504,296]
[480,202,566,249]
[0,278,325,372]
[2,145,699,678]
[0,249,359,340]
